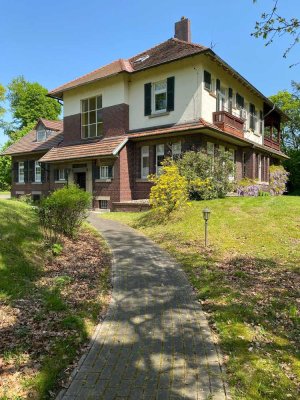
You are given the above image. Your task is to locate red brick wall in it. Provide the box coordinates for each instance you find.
[62,103,129,146]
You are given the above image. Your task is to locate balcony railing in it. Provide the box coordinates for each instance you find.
[213,110,244,138]
[263,126,281,151]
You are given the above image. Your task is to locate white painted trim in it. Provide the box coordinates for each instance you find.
[112,138,128,155]
[95,195,110,200]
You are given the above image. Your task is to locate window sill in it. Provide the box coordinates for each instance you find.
[204,88,217,98]
[95,179,112,183]
[136,178,151,183]
[55,180,67,184]
[148,111,170,118]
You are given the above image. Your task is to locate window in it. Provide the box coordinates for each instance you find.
[217,87,226,112]
[172,142,181,160]
[153,80,167,113]
[156,144,164,175]
[99,200,108,209]
[141,146,149,179]
[18,162,24,183]
[219,145,225,156]
[249,104,257,131]
[58,169,66,181]
[228,149,235,181]
[259,111,264,135]
[81,95,103,138]
[35,161,41,183]
[228,88,233,114]
[37,128,46,142]
[236,93,245,119]
[99,166,113,179]
[204,70,212,91]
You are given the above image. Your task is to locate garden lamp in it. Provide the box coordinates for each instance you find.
[202,208,211,247]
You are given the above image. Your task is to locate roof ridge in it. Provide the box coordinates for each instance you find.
[129,38,174,61]
[171,37,208,49]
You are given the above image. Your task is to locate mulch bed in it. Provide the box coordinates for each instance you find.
[0,229,111,399]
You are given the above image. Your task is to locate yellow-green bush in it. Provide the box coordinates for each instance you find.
[149,161,189,216]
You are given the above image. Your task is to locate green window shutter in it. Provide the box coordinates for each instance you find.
[28,160,35,182]
[92,162,100,180]
[228,88,233,98]
[144,83,152,116]
[54,169,59,181]
[204,70,211,85]
[108,166,113,178]
[13,162,19,183]
[167,76,175,111]
[24,161,29,183]
[216,79,220,91]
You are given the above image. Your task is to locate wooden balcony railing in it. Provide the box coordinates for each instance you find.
[264,137,280,151]
[213,111,244,138]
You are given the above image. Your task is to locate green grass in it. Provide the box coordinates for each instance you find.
[0,200,111,399]
[102,196,300,400]
[0,190,10,195]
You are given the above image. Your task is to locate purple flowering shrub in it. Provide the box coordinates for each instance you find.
[236,179,260,197]
[269,165,289,195]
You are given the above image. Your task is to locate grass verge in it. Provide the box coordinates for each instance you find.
[0,200,111,399]
[102,196,300,400]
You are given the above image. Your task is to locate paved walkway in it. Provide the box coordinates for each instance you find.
[59,215,227,400]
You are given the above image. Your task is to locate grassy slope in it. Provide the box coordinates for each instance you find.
[103,196,300,400]
[0,200,110,399]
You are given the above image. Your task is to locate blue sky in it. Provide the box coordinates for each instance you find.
[0,0,299,146]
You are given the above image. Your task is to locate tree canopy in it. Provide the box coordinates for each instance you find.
[269,82,300,151]
[7,76,61,130]
[252,0,300,64]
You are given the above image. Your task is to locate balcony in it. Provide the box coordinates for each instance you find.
[213,110,244,138]
[263,125,281,151]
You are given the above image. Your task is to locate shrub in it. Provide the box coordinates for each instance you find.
[176,150,235,200]
[38,185,91,241]
[269,165,289,195]
[149,160,189,216]
[284,150,300,194]
[236,178,260,197]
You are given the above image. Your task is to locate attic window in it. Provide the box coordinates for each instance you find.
[36,127,53,142]
[133,55,150,64]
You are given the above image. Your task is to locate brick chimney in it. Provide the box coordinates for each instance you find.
[174,17,191,42]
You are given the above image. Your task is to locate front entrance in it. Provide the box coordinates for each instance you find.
[74,172,86,190]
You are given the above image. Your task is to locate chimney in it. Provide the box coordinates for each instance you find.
[174,17,191,42]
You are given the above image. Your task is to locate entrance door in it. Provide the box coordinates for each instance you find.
[74,172,86,190]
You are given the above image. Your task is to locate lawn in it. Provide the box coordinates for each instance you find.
[0,200,111,399]
[0,191,10,195]
[103,196,300,400]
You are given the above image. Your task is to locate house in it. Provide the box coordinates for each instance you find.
[2,17,287,210]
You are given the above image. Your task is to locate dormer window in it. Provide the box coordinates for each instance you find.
[37,127,46,142]
[81,95,103,138]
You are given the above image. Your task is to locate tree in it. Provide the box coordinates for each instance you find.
[269,83,300,151]
[0,84,5,119]
[270,84,300,193]
[7,76,61,131]
[252,0,300,63]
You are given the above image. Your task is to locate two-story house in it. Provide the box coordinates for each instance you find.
[3,17,287,210]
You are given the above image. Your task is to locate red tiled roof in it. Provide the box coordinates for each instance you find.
[2,120,63,156]
[39,136,128,162]
[48,39,208,98]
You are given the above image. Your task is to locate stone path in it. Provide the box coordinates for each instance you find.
[58,214,227,400]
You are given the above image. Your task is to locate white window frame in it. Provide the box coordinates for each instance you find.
[37,128,46,142]
[18,162,25,183]
[156,144,164,175]
[172,142,181,159]
[35,161,41,183]
[99,165,113,180]
[141,146,150,179]
[249,104,257,131]
[81,95,103,139]
[153,80,167,113]
[217,87,227,112]
[58,169,66,181]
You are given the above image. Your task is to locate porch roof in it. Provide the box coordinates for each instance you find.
[38,136,128,163]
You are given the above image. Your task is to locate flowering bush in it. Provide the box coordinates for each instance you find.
[176,150,234,200]
[149,160,189,216]
[269,165,289,195]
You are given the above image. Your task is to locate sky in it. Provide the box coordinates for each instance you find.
[0,0,299,146]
